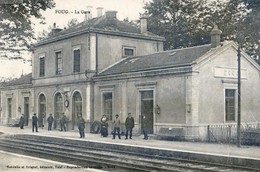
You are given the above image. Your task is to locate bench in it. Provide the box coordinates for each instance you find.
[156,127,185,141]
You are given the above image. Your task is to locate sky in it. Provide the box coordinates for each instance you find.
[34,0,151,34]
[0,0,151,79]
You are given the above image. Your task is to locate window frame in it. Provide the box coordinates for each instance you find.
[39,53,45,77]
[55,50,62,75]
[122,46,136,58]
[225,89,236,122]
[73,46,81,73]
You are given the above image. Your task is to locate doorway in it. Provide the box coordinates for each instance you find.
[72,91,82,130]
[140,90,154,134]
[24,97,29,126]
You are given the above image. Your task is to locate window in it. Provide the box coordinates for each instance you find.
[225,89,235,121]
[39,56,45,77]
[123,46,135,57]
[103,92,112,120]
[73,48,80,73]
[55,51,62,75]
[54,93,63,120]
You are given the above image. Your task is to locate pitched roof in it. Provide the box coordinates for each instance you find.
[2,73,32,87]
[34,15,163,47]
[98,44,212,76]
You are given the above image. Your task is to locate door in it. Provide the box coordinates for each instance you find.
[7,98,12,124]
[140,90,154,134]
[72,92,82,130]
[24,97,29,126]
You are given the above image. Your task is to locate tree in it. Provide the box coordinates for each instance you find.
[144,0,259,63]
[0,0,55,60]
[144,0,206,50]
[66,18,79,29]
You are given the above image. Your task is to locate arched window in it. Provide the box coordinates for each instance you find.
[54,93,63,128]
[72,91,82,128]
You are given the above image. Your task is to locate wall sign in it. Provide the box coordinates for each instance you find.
[214,67,247,79]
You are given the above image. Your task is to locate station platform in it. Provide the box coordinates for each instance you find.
[0,125,260,169]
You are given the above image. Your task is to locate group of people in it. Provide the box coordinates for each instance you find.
[19,113,69,133]
[100,112,148,140]
[19,112,149,140]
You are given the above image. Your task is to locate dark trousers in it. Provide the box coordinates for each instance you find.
[101,127,108,137]
[60,122,66,131]
[79,128,85,138]
[125,128,133,139]
[113,127,121,139]
[143,128,148,139]
[48,123,52,131]
[32,123,38,132]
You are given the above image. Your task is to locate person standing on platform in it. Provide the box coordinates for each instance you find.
[142,114,148,140]
[112,114,121,139]
[78,116,86,138]
[100,114,108,137]
[47,114,54,131]
[19,114,25,129]
[60,113,67,131]
[32,113,38,132]
[125,113,134,139]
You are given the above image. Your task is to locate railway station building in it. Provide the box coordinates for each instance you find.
[0,9,260,140]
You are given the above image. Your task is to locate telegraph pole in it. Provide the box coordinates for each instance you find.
[237,46,241,147]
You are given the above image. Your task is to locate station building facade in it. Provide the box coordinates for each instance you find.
[0,10,259,140]
[93,39,260,140]
[0,10,164,130]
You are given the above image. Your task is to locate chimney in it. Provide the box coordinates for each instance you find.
[140,14,148,34]
[210,24,222,48]
[51,23,62,34]
[105,11,117,27]
[85,6,93,21]
[97,7,103,17]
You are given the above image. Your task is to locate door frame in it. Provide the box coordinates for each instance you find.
[136,84,156,134]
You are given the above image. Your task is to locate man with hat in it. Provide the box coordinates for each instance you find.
[112,114,121,139]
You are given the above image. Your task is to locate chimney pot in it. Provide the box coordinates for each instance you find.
[105,11,117,27]
[140,14,148,34]
[97,7,103,17]
[85,6,93,21]
[210,24,222,48]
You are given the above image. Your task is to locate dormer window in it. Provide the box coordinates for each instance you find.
[123,46,135,57]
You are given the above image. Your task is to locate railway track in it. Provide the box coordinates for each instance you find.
[0,134,258,172]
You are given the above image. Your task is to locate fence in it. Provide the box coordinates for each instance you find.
[208,123,260,145]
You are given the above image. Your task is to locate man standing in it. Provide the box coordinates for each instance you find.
[47,114,54,131]
[19,114,25,129]
[60,113,67,131]
[112,114,121,139]
[78,116,85,138]
[125,113,134,139]
[32,113,38,132]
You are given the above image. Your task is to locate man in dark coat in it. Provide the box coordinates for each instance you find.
[78,116,85,138]
[32,113,38,132]
[47,114,54,131]
[125,113,134,139]
[19,114,25,129]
